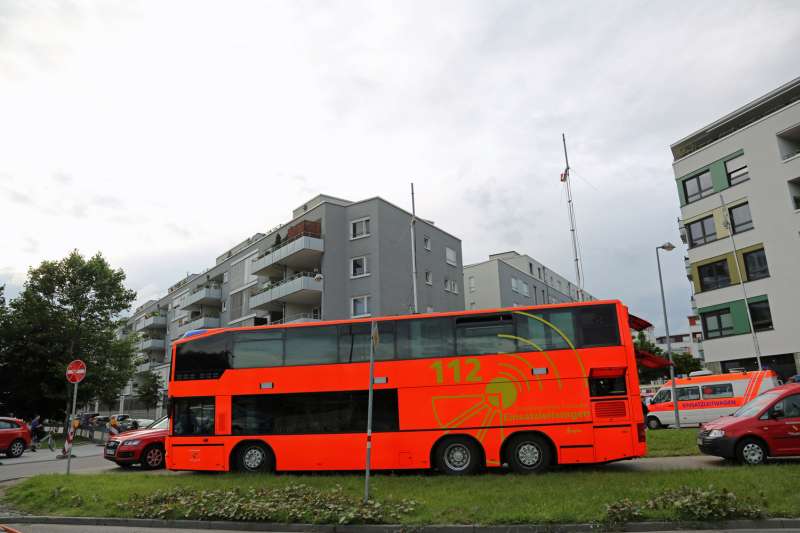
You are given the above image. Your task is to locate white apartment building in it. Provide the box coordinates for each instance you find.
[463,251,594,311]
[671,76,800,379]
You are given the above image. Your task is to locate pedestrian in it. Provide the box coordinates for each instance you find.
[30,415,43,452]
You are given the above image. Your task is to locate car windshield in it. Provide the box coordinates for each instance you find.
[148,417,169,430]
[732,392,779,417]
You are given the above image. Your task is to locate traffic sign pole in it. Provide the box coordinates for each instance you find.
[64,359,87,475]
[66,382,78,475]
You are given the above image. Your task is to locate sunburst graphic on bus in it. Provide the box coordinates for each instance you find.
[430,310,591,458]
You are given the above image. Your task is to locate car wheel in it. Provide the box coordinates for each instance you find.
[234,442,274,473]
[736,438,767,465]
[140,445,165,470]
[505,433,552,474]
[7,439,25,458]
[646,416,661,430]
[434,436,481,475]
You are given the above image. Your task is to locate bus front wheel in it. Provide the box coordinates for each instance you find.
[233,442,274,473]
[433,436,481,475]
[505,433,552,474]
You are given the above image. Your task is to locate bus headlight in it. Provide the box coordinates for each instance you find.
[707,429,725,439]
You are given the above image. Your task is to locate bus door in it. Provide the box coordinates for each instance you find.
[169,396,226,470]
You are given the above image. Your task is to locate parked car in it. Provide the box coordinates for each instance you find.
[647,370,781,429]
[698,382,800,464]
[104,417,168,469]
[0,417,32,458]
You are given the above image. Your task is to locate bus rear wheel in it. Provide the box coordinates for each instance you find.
[505,434,552,474]
[233,442,274,473]
[434,436,481,475]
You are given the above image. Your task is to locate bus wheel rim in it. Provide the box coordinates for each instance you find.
[443,443,470,471]
[11,441,23,455]
[743,443,763,464]
[244,448,265,469]
[147,448,162,466]
[517,443,541,467]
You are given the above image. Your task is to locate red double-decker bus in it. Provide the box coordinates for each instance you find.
[165,300,646,474]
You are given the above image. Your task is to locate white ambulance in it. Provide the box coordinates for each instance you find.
[646,369,781,429]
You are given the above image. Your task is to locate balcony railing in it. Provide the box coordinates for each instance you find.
[175,315,221,338]
[251,233,323,277]
[138,337,166,352]
[250,272,323,309]
[135,315,167,331]
[182,284,222,309]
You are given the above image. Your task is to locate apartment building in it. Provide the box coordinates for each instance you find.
[671,76,800,380]
[121,194,464,417]
[655,334,693,357]
[463,251,594,311]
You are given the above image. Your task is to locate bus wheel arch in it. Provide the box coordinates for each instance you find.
[230,440,275,473]
[430,434,485,475]
[501,431,555,474]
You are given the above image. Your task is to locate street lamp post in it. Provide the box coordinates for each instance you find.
[656,242,681,429]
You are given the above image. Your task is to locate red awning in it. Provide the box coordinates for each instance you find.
[629,314,653,332]
[636,349,673,369]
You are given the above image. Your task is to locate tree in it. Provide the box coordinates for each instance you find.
[671,351,703,376]
[0,251,137,420]
[135,370,163,417]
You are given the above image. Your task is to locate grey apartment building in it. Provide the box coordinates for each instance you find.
[120,194,464,417]
[463,251,594,311]
[672,76,800,379]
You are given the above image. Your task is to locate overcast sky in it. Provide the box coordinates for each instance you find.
[1,0,799,334]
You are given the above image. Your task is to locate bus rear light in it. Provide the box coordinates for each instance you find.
[637,423,646,443]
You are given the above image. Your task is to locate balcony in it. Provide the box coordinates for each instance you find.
[250,272,323,309]
[685,256,693,281]
[175,315,221,338]
[134,314,166,331]
[251,233,324,278]
[138,337,165,353]
[678,218,687,245]
[182,285,222,310]
[136,361,152,373]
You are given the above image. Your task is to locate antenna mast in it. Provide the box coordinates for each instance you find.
[410,183,419,313]
[561,133,583,299]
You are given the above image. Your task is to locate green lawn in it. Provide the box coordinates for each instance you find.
[6,466,798,524]
[646,428,700,457]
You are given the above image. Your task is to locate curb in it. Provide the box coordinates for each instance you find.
[3,517,800,532]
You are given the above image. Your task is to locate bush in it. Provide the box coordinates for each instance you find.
[604,485,766,525]
[123,483,418,524]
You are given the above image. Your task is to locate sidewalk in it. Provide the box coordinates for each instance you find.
[0,444,101,467]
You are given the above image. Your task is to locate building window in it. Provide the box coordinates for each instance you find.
[728,203,753,233]
[468,276,475,292]
[445,247,457,266]
[743,249,769,281]
[511,277,519,293]
[444,278,458,293]
[350,256,369,278]
[687,216,716,247]
[528,262,533,274]
[748,300,773,331]
[683,170,714,203]
[698,259,731,291]
[424,236,431,251]
[537,267,542,279]
[725,154,749,186]
[522,281,530,297]
[223,272,230,283]
[222,300,227,312]
[351,295,370,318]
[350,218,370,240]
[702,309,734,339]
[425,271,433,285]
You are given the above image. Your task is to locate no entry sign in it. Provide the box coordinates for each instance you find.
[66,360,87,384]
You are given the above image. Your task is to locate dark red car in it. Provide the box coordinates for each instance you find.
[698,382,800,464]
[0,417,31,458]
[104,417,168,469]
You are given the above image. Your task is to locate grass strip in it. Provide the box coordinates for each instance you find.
[646,428,700,457]
[5,465,797,524]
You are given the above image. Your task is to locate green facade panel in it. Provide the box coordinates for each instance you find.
[676,149,744,207]
[698,294,769,336]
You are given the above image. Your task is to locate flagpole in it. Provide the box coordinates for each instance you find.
[364,320,377,503]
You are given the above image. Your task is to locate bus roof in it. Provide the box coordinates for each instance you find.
[173,299,626,346]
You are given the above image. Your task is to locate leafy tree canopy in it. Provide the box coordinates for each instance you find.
[0,251,137,419]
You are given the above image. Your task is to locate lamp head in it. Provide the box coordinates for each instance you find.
[659,242,676,252]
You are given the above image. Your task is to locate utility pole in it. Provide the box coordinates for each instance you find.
[562,134,582,292]
[409,183,419,314]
